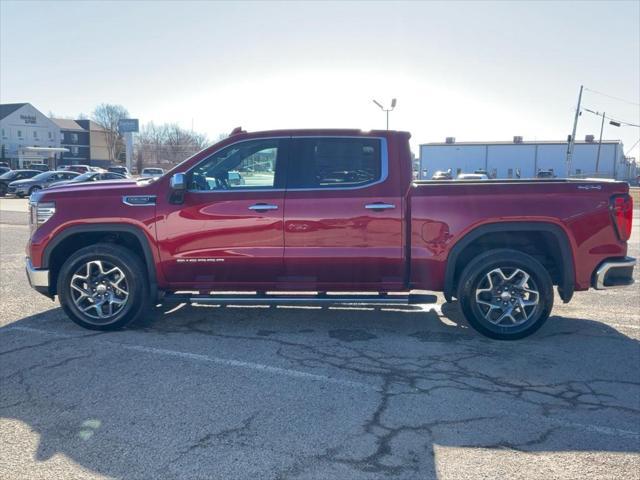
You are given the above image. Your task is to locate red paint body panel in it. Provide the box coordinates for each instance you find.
[155,190,285,286]
[29,129,631,297]
[409,182,627,291]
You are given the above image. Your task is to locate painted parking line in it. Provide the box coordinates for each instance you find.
[5,326,378,392]
[3,325,639,440]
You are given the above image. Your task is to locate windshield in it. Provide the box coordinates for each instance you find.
[73,172,97,182]
[30,172,53,181]
[0,171,17,180]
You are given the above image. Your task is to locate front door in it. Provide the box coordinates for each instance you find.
[281,136,404,290]
[156,137,288,289]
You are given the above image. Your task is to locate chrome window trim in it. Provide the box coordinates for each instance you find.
[184,135,388,194]
[286,136,388,192]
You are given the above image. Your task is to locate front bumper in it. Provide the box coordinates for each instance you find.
[593,257,636,289]
[8,185,28,195]
[26,257,51,297]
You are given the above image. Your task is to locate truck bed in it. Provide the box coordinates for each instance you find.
[408,178,630,293]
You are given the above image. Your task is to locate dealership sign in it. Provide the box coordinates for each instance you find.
[118,119,139,133]
[20,114,36,124]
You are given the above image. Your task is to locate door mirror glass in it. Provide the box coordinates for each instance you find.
[170,172,186,191]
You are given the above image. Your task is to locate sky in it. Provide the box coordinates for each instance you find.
[1,0,639,158]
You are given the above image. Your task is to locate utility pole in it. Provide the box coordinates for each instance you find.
[596,110,605,173]
[566,85,583,177]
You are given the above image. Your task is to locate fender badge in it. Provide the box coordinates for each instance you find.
[577,185,602,190]
[177,258,225,263]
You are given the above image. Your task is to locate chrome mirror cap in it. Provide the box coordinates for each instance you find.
[170,172,186,191]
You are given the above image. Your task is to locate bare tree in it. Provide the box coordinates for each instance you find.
[137,122,210,166]
[92,104,129,162]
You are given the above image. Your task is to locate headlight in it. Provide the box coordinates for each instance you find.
[29,201,55,230]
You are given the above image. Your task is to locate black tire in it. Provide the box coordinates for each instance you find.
[57,243,152,331]
[456,249,553,340]
[29,186,42,195]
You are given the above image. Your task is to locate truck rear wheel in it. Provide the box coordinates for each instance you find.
[57,243,151,330]
[456,249,553,340]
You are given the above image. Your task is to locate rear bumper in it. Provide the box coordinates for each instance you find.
[26,257,51,297]
[593,256,636,289]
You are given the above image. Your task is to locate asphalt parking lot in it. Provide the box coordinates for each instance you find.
[1,197,639,480]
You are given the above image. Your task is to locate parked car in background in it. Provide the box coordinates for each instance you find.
[0,169,41,196]
[0,161,10,168]
[537,169,556,179]
[457,173,489,180]
[432,170,453,180]
[60,165,91,174]
[228,171,245,186]
[8,170,79,197]
[29,163,50,172]
[107,166,131,177]
[140,167,165,178]
[48,171,127,188]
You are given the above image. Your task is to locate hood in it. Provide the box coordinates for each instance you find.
[36,178,143,199]
[8,178,35,186]
[47,180,77,188]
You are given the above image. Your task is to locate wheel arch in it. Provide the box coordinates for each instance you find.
[443,221,575,303]
[43,224,158,300]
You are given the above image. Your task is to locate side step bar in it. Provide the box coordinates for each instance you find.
[163,293,437,306]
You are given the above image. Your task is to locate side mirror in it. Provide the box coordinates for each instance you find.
[170,172,186,191]
[169,172,186,205]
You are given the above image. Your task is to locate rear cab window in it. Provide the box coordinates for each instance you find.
[287,137,382,189]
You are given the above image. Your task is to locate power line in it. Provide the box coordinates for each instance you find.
[582,107,640,128]
[584,87,640,107]
[625,138,640,156]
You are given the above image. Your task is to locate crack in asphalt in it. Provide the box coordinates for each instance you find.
[2,320,639,478]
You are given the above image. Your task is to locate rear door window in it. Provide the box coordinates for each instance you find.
[288,137,382,189]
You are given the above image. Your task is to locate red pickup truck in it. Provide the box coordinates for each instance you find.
[26,128,635,339]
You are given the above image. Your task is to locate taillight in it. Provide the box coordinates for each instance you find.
[610,194,633,241]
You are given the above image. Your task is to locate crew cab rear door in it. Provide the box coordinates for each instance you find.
[282,136,404,290]
[156,137,288,288]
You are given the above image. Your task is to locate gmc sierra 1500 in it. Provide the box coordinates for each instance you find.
[26,128,635,339]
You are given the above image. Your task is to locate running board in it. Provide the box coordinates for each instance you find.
[163,293,437,306]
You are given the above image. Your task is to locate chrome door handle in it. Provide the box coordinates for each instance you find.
[248,203,278,211]
[365,203,396,210]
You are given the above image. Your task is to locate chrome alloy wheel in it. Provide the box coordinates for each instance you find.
[70,260,129,323]
[474,267,540,327]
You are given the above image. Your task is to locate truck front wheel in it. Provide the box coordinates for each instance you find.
[456,249,554,340]
[57,243,151,330]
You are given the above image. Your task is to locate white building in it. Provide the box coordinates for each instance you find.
[0,103,64,168]
[419,136,637,181]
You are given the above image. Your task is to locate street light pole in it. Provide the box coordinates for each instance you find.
[373,98,397,130]
[596,111,605,174]
[584,107,622,176]
[566,85,583,177]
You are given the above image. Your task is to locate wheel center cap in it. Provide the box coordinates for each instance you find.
[500,291,512,301]
[96,284,107,294]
